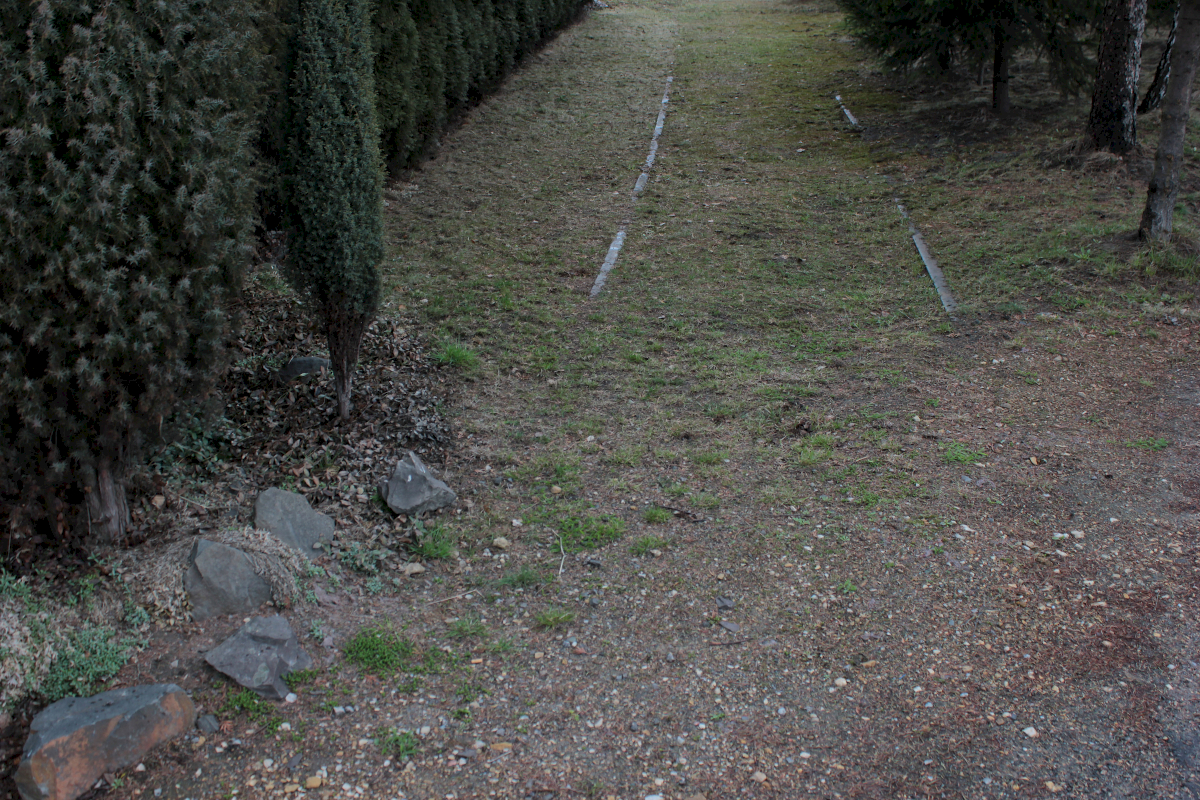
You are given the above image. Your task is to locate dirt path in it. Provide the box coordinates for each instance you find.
[69,1,1200,799]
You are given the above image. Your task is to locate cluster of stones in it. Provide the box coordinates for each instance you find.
[16,449,456,800]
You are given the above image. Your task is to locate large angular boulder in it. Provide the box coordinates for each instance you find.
[183,539,273,621]
[379,451,456,516]
[15,684,194,800]
[204,616,312,700]
[253,488,333,559]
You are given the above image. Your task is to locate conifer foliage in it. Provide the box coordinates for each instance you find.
[282,0,384,420]
[837,0,1098,115]
[0,0,261,546]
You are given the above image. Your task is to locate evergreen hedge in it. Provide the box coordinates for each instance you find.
[0,0,263,544]
[266,0,586,177]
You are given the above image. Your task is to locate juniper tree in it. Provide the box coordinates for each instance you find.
[0,0,261,546]
[282,0,383,420]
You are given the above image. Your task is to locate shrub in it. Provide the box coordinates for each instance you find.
[0,0,263,545]
[281,0,384,419]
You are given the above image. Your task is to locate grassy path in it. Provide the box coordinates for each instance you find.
[136,2,1198,799]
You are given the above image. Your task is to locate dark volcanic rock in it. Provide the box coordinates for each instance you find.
[15,684,194,800]
[253,488,333,559]
[204,616,312,700]
[183,539,273,621]
[379,451,456,516]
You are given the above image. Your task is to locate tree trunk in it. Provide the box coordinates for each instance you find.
[993,24,1013,116]
[326,307,371,420]
[84,454,129,547]
[1087,0,1148,153]
[1140,0,1200,240]
[1139,4,1179,114]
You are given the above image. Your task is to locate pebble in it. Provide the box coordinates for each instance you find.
[716,596,735,610]
[751,771,767,783]
[1023,727,1040,738]
[285,693,297,704]
[493,537,511,550]
[135,764,146,772]
[305,776,323,789]
[666,652,675,662]
[834,677,848,688]
[630,721,640,732]
[646,795,664,800]
[402,563,426,577]
[719,621,740,633]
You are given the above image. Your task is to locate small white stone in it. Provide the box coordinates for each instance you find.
[511,519,523,527]
[492,537,511,550]
[135,764,146,773]
[751,770,767,783]
[834,677,848,688]
[285,693,298,703]
[1023,726,1039,738]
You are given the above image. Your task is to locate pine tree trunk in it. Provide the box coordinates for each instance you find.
[1087,0,1147,153]
[84,454,129,546]
[993,24,1012,116]
[1139,5,1178,114]
[1140,0,1200,240]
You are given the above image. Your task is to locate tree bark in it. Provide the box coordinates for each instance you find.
[1139,4,1179,114]
[1087,0,1147,153]
[84,454,129,547]
[1140,0,1200,240]
[993,24,1013,116]
[326,306,371,420]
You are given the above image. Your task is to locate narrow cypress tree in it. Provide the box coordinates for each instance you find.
[282,0,383,420]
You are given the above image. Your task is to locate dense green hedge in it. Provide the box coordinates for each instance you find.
[357,0,585,172]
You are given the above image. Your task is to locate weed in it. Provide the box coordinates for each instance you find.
[497,565,548,589]
[411,521,456,560]
[309,620,325,640]
[643,506,672,524]
[837,580,858,594]
[222,688,284,733]
[630,535,669,555]
[691,493,720,510]
[487,638,517,654]
[39,626,141,703]
[435,341,480,370]
[449,615,488,639]
[343,626,414,676]
[339,542,392,574]
[535,607,576,628]
[1128,437,1169,451]
[377,728,420,759]
[943,442,986,463]
[559,515,625,551]
[691,450,727,465]
[284,669,319,690]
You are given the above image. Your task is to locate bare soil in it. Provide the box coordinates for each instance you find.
[4,1,1200,799]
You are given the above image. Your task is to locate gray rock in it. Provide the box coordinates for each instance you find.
[183,540,273,621]
[719,621,741,633]
[715,596,735,611]
[15,684,194,800]
[196,714,220,734]
[276,356,331,382]
[378,451,456,516]
[204,616,313,700]
[253,489,333,559]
